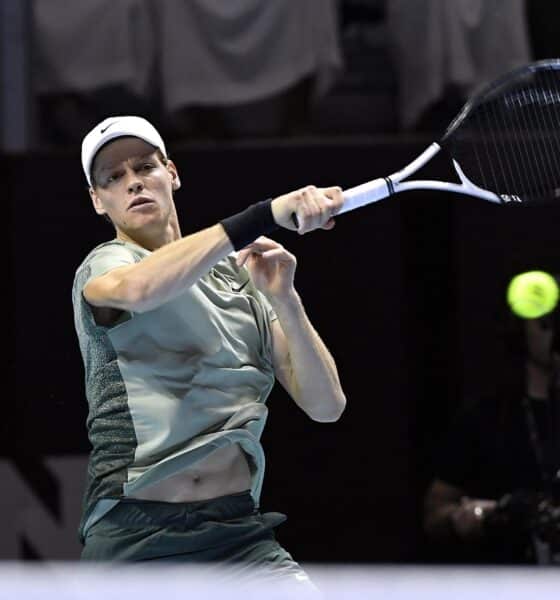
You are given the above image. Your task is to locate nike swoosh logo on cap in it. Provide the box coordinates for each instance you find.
[100,121,118,134]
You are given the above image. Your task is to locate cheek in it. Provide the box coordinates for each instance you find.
[153,174,174,196]
[96,195,127,220]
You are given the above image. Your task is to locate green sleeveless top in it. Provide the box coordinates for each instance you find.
[72,239,276,540]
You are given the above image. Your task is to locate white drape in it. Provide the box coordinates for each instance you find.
[32,0,342,111]
[33,0,156,97]
[386,0,532,129]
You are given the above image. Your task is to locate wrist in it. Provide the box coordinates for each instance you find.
[220,199,278,250]
[268,289,302,313]
[271,195,298,230]
[270,197,281,226]
[270,196,287,225]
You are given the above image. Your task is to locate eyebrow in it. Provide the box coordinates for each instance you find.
[95,150,158,178]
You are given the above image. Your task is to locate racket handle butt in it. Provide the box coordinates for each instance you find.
[291,212,299,229]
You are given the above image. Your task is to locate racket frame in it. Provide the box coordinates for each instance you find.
[340,142,504,215]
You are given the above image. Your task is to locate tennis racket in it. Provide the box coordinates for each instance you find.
[295,59,560,225]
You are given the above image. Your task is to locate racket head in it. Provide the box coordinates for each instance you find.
[440,59,560,205]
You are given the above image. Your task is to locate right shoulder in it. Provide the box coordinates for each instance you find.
[80,239,148,268]
[74,240,147,283]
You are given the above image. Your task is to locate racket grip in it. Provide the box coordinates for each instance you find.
[290,177,390,228]
[340,177,391,214]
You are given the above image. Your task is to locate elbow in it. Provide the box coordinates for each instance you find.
[114,275,153,313]
[86,266,160,314]
[310,392,346,423]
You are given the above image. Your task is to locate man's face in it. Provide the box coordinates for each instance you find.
[89,137,179,236]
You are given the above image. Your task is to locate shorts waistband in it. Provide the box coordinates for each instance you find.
[99,490,255,531]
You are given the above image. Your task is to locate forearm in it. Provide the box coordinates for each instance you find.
[87,185,345,313]
[271,292,346,422]
[87,224,233,313]
[132,224,234,311]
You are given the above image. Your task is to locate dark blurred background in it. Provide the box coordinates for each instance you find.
[2,0,560,563]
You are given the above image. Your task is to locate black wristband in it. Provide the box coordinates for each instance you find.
[219,199,279,250]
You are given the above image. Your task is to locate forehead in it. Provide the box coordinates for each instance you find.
[92,137,158,175]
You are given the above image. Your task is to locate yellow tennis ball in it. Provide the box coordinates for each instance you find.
[507,271,559,319]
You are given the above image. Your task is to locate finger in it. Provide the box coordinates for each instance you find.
[305,187,325,229]
[247,239,282,255]
[324,186,344,214]
[321,218,336,231]
[300,186,335,232]
[293,187,315,233]
[239,237,278,256]
[253,235,273,245]
[236,248,252,267]
[237,237,285,265]
[323,186,343,197]
[312,187,342,224]
[260,248,295,263]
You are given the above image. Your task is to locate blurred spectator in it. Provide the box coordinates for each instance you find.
[423,309,560,565]
[31,0,342,144]
[386,0,532,131]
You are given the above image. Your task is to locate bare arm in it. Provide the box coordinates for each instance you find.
[269,297,346,422]
[84,186,341,314]
[84,224,232,314]
[236,233,346,422]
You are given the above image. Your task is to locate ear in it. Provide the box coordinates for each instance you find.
[167,160,181,191]
[89,187,107,216]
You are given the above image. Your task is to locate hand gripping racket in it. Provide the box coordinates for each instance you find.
[296,59,560,225]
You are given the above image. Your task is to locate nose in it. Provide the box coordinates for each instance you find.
[125,170,144,194]
[127,179,144,194]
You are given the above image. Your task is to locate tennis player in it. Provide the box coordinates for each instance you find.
[72,116,346,586]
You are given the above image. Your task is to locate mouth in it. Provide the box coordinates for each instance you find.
[129,196,155,210]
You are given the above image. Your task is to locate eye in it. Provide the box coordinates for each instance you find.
[105,172,122,185]
[141,163,154,171]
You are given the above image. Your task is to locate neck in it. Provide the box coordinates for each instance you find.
[117,210,182,251]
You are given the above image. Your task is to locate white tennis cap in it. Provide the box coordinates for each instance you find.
[81,115,167,186]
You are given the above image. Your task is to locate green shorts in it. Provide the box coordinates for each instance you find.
[81,491,317,590]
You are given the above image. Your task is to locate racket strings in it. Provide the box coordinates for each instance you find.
[489,96,518,193]
[521,78,560,195]
[442,61,560,204]
[474,85,550,199]
[509,84,550,199]
[488,95,525,196]
[542,69,560,181]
